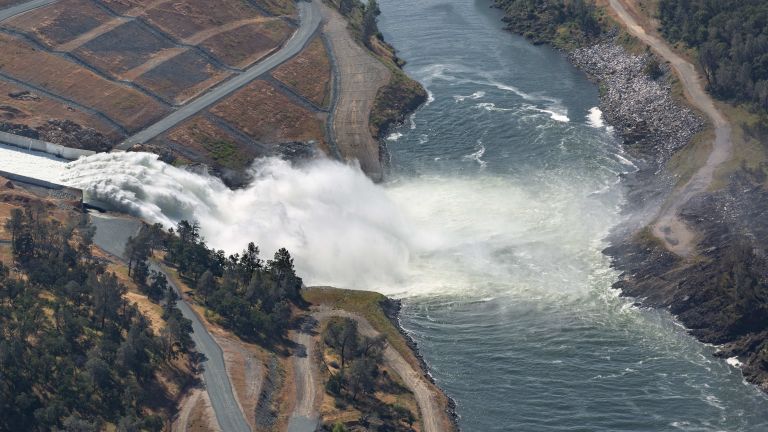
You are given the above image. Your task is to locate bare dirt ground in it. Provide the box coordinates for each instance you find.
[212,333,265,432]
[55,17,130,52]
[200,19,294,69]
[609,0,733,257]
[272,36,332,108]
[173,389,221,432]
[3,0,113,47]
[210,79,327,147]
[319,1,390,181]
[0,34,169,131]
[0,80,119,137]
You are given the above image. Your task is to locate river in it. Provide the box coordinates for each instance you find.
[376,0,768,430]
[2,0,768,429]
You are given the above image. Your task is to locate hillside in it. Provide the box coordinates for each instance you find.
[0,0,426,184]
[0,178,197,430]
[491,0,768,393]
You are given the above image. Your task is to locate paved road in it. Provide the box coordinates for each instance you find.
[609,0,733,257]
[0,0,56,22]
[153,261,251,432]
[117,0,322,149]
[88,213,251,432]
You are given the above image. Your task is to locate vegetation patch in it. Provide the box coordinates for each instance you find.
[303,287,421,372]
[318,316,421,431]
[492,0,606,49]
[657,0,768,112]
[0,199,198,431]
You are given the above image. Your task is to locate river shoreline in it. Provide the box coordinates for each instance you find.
[491,13,768,393]
[380,297,462,429]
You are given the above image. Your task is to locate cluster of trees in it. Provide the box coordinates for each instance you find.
[493,0,602,47]
[1,205,195,431]
[323,318,386,401]
[128,220,303,344]
[337,0,382,50]
[322,318,416,430]
[658,0,768,110]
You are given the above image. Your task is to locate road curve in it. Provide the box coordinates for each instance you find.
[88,213,251,432]
[608,0,733,256]
[0,0,57,22]
[116,0,322,149]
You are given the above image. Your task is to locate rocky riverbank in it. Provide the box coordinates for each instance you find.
[567,33,768,395]
[380,297,461,429]
[494,4,768,393]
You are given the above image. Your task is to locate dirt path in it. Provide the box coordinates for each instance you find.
[55,17,130,52]
[287,319,320,432]
[319,2,391,182]
[608,0,732,257]
[311,309,445,432]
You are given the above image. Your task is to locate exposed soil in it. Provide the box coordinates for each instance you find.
[132,49,231,104]
[0,80,120,139]
[141,0,266,40]
[199,19,293,69]
[0,33,169,131]
[319,1,391,181]
[210,79,327,149]
[608,0,733,257]
[4,0,113,47]
[272,36,332,108]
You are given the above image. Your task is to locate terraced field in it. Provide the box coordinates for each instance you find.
[0,0,305,154]
[272,35,332,108]
[210,79,328,151]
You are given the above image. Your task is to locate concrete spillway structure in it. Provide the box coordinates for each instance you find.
[0,142,83,208]
[0,142,68,185]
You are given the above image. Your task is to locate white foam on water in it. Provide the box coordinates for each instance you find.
[386,132,403,141]
[454,91,485,102]
[587,106,605,128]
[463,141,487,169]
[475,102,513,112]
[726,357,743,368]
[60,152,621,298]
[533,107,570,123]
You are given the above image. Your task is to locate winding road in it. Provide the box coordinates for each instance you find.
[88,213,251,432]
[608,0,733,257]
[117,0,322,149]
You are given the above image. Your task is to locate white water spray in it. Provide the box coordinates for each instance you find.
[57,152,621,298]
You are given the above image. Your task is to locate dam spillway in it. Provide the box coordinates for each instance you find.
[0,142,67,185]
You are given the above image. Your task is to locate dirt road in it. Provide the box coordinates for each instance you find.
[319,2,391,182]
[287,325,320,432]
[608,0,733,257]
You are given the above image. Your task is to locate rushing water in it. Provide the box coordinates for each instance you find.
[376,0,768,430]
[2,0,767,429]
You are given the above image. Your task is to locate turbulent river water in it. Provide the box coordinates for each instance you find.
[2,0,767,429]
